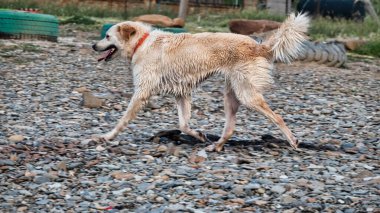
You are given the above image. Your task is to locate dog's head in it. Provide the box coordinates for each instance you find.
[92,21,151,62]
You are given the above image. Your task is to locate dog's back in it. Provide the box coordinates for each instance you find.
[156,32,271,64]
[150,13,309,67]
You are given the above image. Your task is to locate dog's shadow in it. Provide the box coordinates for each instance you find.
[149,129,339,152]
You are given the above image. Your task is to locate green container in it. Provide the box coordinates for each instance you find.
[157,27,187,34]
[0,10,59,41]
[101,23,114,38]
[101,23,186,38]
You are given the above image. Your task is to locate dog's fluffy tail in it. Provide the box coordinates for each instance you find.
[264,13,310,63]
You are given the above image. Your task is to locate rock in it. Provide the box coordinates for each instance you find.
[295,179,309,187]
[354,170,374,179]
[112,188,131,196]
[82,92,104,108]
[96,176,112,183]
[257,188,266,194]
[33,176,51,184]
[73,87,90,93]
[341,142,355,150]
[254,200,268,206]
[229,19,281,35]
[309,181,325,192]
[308,164,324,169]
[96,164,120,170]
[230,198,245,205]
[113,104,123,111]
[35,199,49,205]
[25,170,36,177]
[133,14,185,28]
[80,139,93,146]
[232,185,245,197]
[271,185,286,194]
[67,162,83,170]
[337,38,367,51]
[111,171,134,180]
[18,190,33,196]
[80,190,97,201]
[8,134,24,142]
[48,183,62,189]
[326,166,337,172]
[164,204,187,212]
[17,206,28,212]
[307,197,317,203]
[214,189,228,196]
[188,149,207,164]
[0,159,15,166]
[157,145,168,152]
[138,183,153,192]
[96,145,106,151]
[334,174,345,182]
[155,196,165,203]
[143,155,155,163]
[281,195,297,204]
[344,209,356,213]
[244,183,261,190]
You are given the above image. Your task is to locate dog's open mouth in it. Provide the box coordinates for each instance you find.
[97,45,117,62]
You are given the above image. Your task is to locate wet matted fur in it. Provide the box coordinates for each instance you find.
[92,13,309,152]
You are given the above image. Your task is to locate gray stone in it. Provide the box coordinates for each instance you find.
[271,185,286,194]
[0,160,16,166]
[67,162,83,169]
[244,183,261,190]
[34,176,51,184]
[35,199,49,205]
[96,176,112,183]
[232,185,245,197]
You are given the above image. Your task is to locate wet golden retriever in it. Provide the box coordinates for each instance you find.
[92,13,309,152]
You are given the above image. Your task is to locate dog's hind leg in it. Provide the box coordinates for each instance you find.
[206,83,240,152]
[250,94,298,149]
[176,95,209,142]
[96,92,150,142]
[234,84,298,149]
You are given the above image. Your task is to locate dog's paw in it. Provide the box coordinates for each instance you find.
[91,132,115,143]
[288,136,299,150]
[205,144,215,152]
[205,143,224,152]
[197,131,211,143]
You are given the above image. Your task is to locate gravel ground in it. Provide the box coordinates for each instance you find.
[0,28,379,212]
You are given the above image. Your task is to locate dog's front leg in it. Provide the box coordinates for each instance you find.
[97,92,150,142]
[176,96,209,142]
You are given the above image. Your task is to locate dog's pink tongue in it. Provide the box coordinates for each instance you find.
[97,49,111,62]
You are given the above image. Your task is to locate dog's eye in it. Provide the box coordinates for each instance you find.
[106,35,110,39]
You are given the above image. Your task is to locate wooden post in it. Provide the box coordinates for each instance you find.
[316,0,321,17]
[266,0,288,15]
[123,0,128,19]
[178,0,189,20]
[286,0,291,14]
[361,0,380,26]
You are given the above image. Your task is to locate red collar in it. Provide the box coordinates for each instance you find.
[132,32,149,58]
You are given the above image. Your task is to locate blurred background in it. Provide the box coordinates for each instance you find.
[0,0,379,57]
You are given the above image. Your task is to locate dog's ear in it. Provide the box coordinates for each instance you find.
[118,24,136,41]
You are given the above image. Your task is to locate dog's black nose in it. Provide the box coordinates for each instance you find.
[92,44,97,51]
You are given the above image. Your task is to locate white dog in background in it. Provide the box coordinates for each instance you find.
[92,13,309,152]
